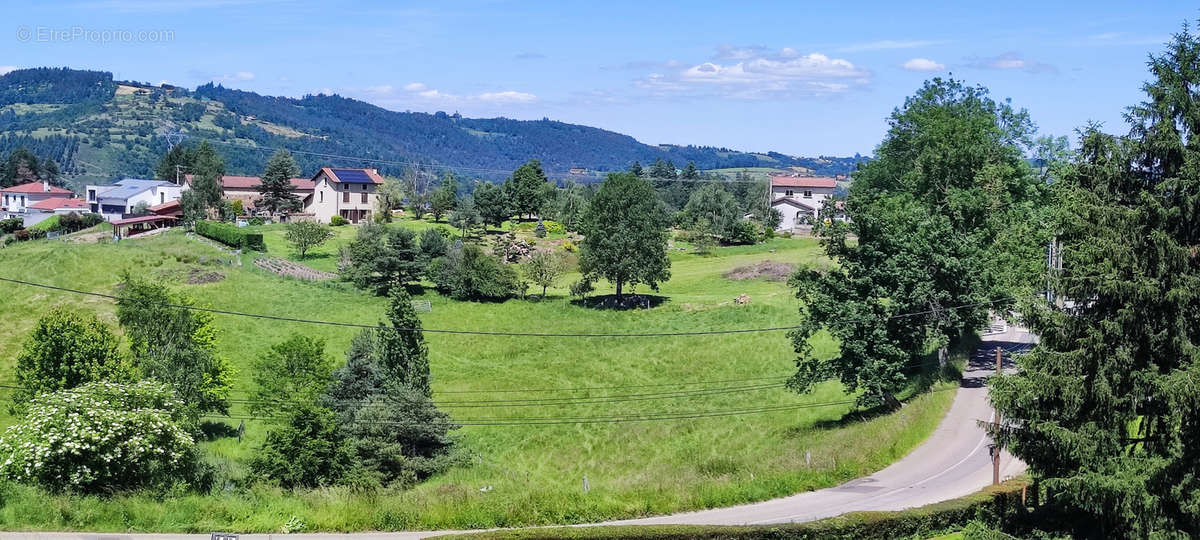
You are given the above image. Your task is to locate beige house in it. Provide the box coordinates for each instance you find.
[307,167,383,224]
[185,174,314,214]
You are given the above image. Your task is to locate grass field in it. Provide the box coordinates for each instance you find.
[0,221,961,532]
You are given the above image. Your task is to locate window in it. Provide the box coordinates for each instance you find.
[803,190,812,199]
[361,192,368,203]
[319,190,324,203]
[343,190,350,203]
[785,189,794,196]
[160,192,165,204]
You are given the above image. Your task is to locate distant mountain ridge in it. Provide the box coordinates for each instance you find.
[0,67,866,188]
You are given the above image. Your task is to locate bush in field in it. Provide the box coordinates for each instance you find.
[194,220,265,251]
[340,223,424,294]
[0,381,199,493]
[251,334,333,416]
[428,243,520,301]
[284,221,333,259]
[330,215,348,226]
[13,308,133,409]
[250,401,352,489]
[523,250,566,297]
[0,217,23,233]
[418,227,449,267]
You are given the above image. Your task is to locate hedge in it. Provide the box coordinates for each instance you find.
[436,480,1029,539]
[195,220,265,251]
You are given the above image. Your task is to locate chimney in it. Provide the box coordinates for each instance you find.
[42,180,49,192]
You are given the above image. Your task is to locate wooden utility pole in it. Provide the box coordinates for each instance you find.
[993,346,1002,485]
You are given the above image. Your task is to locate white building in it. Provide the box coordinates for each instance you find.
[85,179,186,221]
[1,181,74,214]
[769,176,838,230]
[306,168,383,224]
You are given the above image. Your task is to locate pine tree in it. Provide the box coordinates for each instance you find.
[629,161,644,176]
[258,149,301,215]
[991,27,1200,538]
[376,288,430,396]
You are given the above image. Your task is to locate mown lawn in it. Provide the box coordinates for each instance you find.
[0,224,960,532]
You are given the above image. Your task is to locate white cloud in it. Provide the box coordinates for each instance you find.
[478,91,538,104]
[0,66,18,76]
[215,71,255,82]
[902,58,945,72]
[838,39,949,52]
[403,82,427,91]
[969,52,1056,74]
[636,49,870,100]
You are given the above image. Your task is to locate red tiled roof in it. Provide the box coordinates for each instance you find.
[770,176,838,188]
[148,199,181,212]
[317,167,384,184]
[1,182,73,195]
[27,197,88,211]
[111,215,177,226]
[184,175,315,191]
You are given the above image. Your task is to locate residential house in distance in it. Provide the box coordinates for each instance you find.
[1,180,74,213]
[85,179,186,221]
[185,174,315,214]
[769,175,838,230]
[307,167,383,224]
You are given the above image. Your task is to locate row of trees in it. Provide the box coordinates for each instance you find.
[0,147,63,188]
[792,24,1200,538]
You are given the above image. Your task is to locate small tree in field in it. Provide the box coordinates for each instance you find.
[285,220,333,259]
[13,308,132,409]
[523,250,566,297]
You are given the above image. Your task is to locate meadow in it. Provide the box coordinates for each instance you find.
[0,221,962,532]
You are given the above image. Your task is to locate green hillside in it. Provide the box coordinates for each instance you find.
[0,68,867,191]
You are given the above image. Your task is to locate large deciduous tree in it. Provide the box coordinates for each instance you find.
[990,27,1200,538]
[505,159,549,219]
[578,172,671,299]
[789,78,1045,406]
[473,181,511,230]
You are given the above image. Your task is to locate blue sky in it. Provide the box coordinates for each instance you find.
[1,0,1194,156]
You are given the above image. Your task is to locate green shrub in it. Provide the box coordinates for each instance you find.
[429,243,521,301]
[13,228,46,242]
[543,220,566,235]
[330,215,349,226]
[0,217,24,233]
[13,308,133,408]
[561,239,577,252]
[248,217,265,226]
[250,402,353,489]
[0,381,199,494]
[195,220,265,251]
[725,220,761,245]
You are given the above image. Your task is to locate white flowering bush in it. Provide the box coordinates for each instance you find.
[0,380,199,493]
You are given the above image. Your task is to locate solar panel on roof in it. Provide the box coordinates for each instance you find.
[331,168,373,184]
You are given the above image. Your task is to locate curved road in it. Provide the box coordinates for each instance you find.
[5,329,1034,540]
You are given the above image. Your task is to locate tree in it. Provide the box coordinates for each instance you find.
[448,195,482,238]
[628,161,644,176]
[402,167,432,220]
[473,181,510,230]
[251,334,333,416]
[578,172,672,298]
[523,250,566,297]
[418,227,449,266]
[556,181,589,231]
[429,173,458,222]
[257,149,301,215]
[375,289,431,395]
[12,308,132,409]
[680,161,700,180]
[788,77,1044,406]
[0,381,199,493]
[284,220,333,259]
[505,159,549,219]
[376,176,405,222]
[115,275,234,417]
[990,28,1200,538]
[682,183,741,242]
[340,223,425,294]
[428,242,522,301]
[648,158,676,179]
[1,147,61,188]
[764,207,783,232]
[250,401,352,489]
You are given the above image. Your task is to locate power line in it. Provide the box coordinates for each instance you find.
[0,276,1024,338]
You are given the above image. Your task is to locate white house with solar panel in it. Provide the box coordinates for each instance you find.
[305,167,384,224]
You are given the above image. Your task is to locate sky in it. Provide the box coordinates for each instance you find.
[0,0,1195,157]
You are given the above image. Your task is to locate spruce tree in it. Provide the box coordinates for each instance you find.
[258,149,301,215]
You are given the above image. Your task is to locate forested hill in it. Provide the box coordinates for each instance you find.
[0,67,865,188]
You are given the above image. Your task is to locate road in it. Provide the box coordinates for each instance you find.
[2,328,1035,540]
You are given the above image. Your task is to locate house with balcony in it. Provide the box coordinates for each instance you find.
[306,167,383,224]
[769,176,839,230]
[85,179,186,221]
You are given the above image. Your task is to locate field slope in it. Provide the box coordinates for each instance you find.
[0,224,957,532]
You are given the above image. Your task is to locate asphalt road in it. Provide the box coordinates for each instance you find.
[2,328,1035,540]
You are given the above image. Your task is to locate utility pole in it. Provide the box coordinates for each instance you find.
[992,345,1002,485]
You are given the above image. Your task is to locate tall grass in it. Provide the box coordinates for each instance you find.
[0,227,961,532]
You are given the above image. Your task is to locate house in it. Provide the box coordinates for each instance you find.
[184,174,315,214]
[1,181,74,214]
[4,195,89,227]
[769,176,838,230]
[306,167,383,224]
[85,179,186,221]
